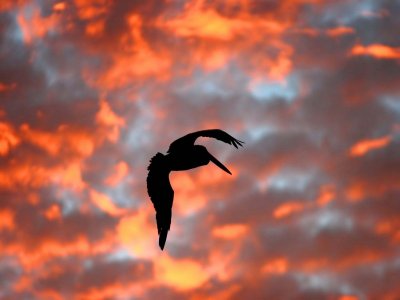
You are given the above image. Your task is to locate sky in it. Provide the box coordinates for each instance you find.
[0,0,400,299]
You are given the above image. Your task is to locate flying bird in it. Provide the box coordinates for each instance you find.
[146,129,244,250]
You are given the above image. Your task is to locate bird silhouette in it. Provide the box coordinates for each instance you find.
[147,129,244,250]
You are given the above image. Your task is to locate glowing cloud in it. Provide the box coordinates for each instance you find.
[351,44,400,59]
[0,122,20,156]
[16,5,60,44]
[273,201,305,219]
[105,161,129,186]
[349,135,391,157]
[0,209,15,230]
[90,189,126,216]
[154,255,209,291]
[212,224,248,239]
[326,26,355,37]
[117,210,158,259]
[262,258,289,274]
[1,0,399,298]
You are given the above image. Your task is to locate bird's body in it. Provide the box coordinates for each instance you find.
[166,145,210,171]
[147,129,243,250]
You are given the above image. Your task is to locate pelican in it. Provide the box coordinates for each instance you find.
[146,129,244,250]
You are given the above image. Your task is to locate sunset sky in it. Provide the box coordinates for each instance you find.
[1,0,400,299]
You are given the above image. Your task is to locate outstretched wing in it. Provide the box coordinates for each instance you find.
[146,153,174,250]
[168,129,244,153]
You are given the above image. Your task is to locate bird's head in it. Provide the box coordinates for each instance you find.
[194,145,232,175]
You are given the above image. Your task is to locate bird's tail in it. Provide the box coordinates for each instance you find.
[159,230,168,250]
[158,210,171,250]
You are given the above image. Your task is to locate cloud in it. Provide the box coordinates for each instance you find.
[349,135,392,157]
[0,0,399,298]
[351,44,400,59]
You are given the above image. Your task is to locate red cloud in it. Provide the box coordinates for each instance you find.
[351,44,400,59]
[1,0,399,298]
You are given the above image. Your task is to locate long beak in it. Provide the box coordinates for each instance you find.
[208,152,232,175]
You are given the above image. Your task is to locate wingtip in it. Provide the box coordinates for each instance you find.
[233,139,245,148]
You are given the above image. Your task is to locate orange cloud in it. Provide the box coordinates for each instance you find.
[20,124,62,156]
[103,48,170,86]
[3,231,115,270]
[95,14,171,88]
[117,210,158,258]
[375,220,400,243]
[96,99,125,142]
[190,284,241,300]
[336,249,384,270]
[192,47,231,71]
[74,0,109,37]
[0,162,50,190]
[338,295,359,300]
[316,185,336,206]
[35,289,63,300]
[0,209,15,231]
[375,221,392,235]
[44,204,62,221]
[105,161,129,186]
[55,162,86,191]
[293,27,320,37]
[0,82,17,92]
[159,0,288,41]
[170,171,209,215]
[345,183,365,202]
[351,44,400,59]
[0,1,14,11]
[155,255,209,291]
[96,100,124,126]
[262,257,289,274]
[249,41,293,81]
[326,26,355,37]
[273,201,305,219]
[74,0,109,20]
[298,258,329,272]
[53,2,66,12]
[1,0,399,298]
[160,7,248,41]
[16,6,61,44]
[0,122,20,156]
[170,163,236,215]
[85,19,106,37]
[207,246,242,282]
[76,283,128,300]
[157,0,292,79]
[14,102,121,160]
[90,189,126,216]
[0,159,86,191]
[20,123,95,157]
[349,135,391,157]
[212,223,248,239]
[13,275,33,293]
